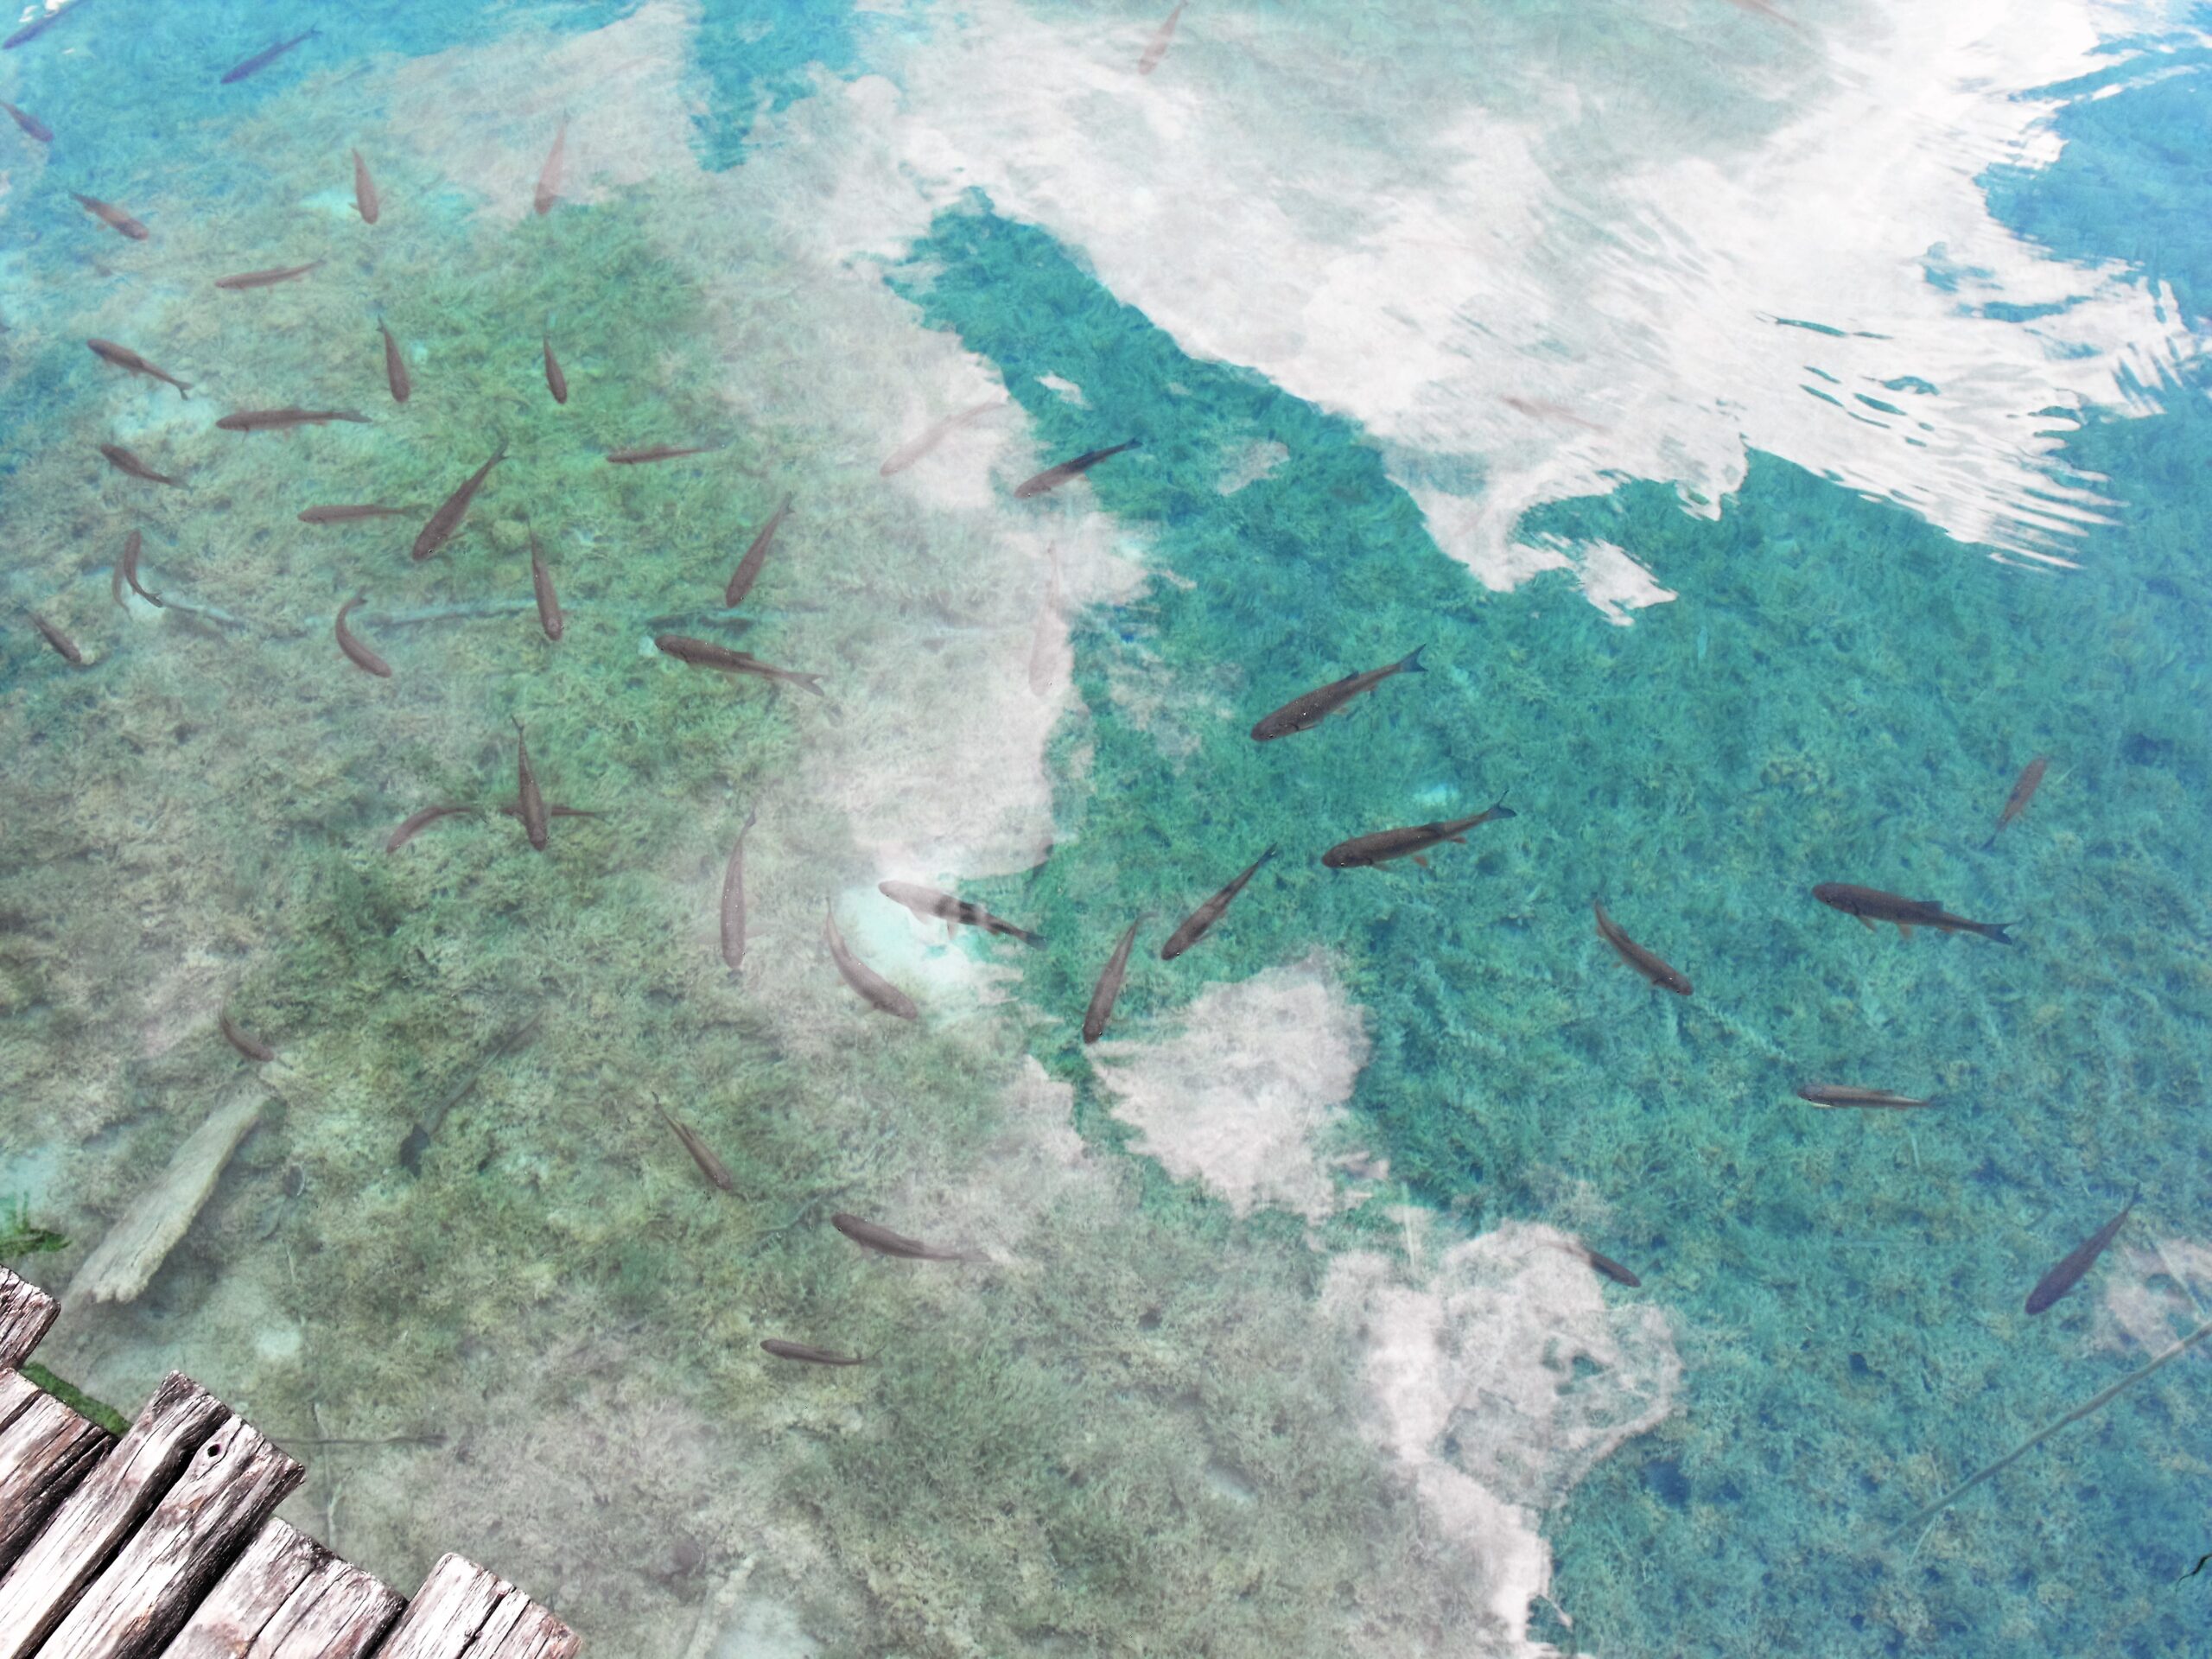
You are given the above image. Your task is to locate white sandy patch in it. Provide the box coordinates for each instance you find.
[873,0,2186,610]
[1326,1224,1682,1656]
[1217,436,1289,493]
[710,74,1150,875]
[2102,1236,2212,1352]
[830,881,1020,1016]
[386,0,705,221]
[1090,951,1370,1220]
[1036,372,1089,406]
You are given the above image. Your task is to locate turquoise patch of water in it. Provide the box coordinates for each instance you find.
[893,189,2212,1656]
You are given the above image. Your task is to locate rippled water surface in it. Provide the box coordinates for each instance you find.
[3,0,2210,1654]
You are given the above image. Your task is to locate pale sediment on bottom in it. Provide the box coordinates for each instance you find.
[1090,951,1372,1222]
[1325,1224,1682,1656]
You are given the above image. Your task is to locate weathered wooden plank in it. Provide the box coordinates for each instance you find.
[0,1373,228,1659]
[162,1517,402,1659]
[0,1273,56,1370]
[68,1084,270,1306]
[0,1370,111,1573]
[371,1555,576,1659]
[474,1601,576,1659]
[37,1411,302,1659]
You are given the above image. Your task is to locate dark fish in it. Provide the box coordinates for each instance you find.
[4,0,95,51]
[831,1211,984,1262]
[607,443,715,464]
[1593,899,1693,995]
[542,334,567,405]
[1796,1084,1931,1110]
[1251,646,1426,740]
[722,494,791,608]
[1580,1245,1641,1288]
[824,906,918,1020]
[214,260,324,290]
[654,634,825,696]
[2025,1190,2138,1315]
[219,1007,276,1062]
[1083,917,1142,1044]
[1160,847,1275,961]
[385,804,477,853]
[760,1338,863,1367]
[27,611,85,666]
[514,719,548,851]
[1812,883,2014,944]
[879,398,1001,476]
[1013,437,1139,499]
[216,406,370,431]
[653,1096,736,1193]
[115,530,161,607]
[1500,394,1607,433]
[378,320,410,404]
[878,880,1043,946]
[73,193,149,239]
[99,443,181,486]
[534,118,566,215]
[1983,755,2049,850]
[528,533,563,640]
[219,28,318,84]
[3,100,52,142]
[720,808,758,975]
[412,443,507,561]
[352,149,378,223]
[1137,1,1185,73]
[300,504,408,524]
[1321,798,1514,869]
[88,338,191,398]
[334,594,392,678]
[1724,0,1802,29]
[399,1013,541,1175]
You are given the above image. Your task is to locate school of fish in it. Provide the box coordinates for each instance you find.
[2,3,2133,1541]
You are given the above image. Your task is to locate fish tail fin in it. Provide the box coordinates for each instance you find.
[1488,794,1516,820]
[1400,644,1428,674]
[1019,927,1047,949]
[1977,920,2018,945]
[176,381,192,401]
[1978,833,1998,852]
[789,671,829,697]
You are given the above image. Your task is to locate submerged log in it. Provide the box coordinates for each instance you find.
[67,1084,269,1306]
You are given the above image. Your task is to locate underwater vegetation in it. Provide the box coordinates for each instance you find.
[0,1198,67,1262]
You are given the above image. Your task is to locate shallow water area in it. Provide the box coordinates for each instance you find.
[3,0,2211,1654]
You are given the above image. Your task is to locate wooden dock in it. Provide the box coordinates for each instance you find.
[0,1268,575,1658]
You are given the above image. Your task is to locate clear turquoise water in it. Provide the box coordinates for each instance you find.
[3,1,2209,1655]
